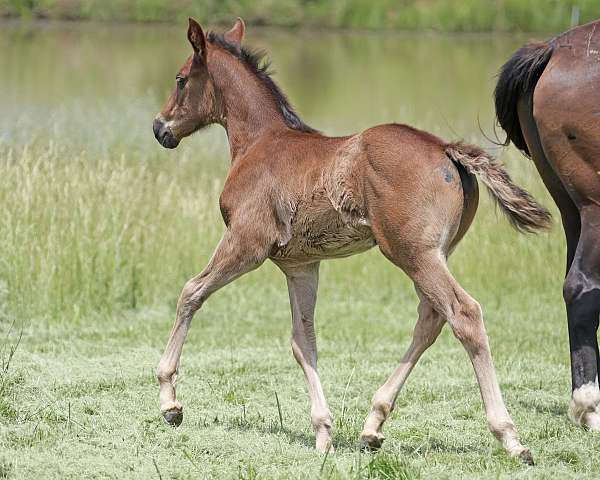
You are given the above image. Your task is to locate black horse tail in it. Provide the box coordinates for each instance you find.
[494,41,554,156]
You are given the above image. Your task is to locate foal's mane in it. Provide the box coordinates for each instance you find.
[207,32,318,134]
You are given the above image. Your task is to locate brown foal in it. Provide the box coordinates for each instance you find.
[153,18,550,462]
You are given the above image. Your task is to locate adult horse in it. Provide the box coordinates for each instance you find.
[153,17,550,462]
[495,20,600,431]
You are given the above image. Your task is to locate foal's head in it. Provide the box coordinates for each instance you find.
[153,18,245,149]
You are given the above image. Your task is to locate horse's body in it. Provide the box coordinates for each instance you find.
[228,125,469,266]
[495,20,600,431]
[153,18,550,462]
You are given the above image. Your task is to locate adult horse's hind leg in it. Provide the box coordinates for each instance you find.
[361,293,444,448]
[564,208,600,430]
[157,229,268,426]
[281,262,334,452]
[526,58,600,430]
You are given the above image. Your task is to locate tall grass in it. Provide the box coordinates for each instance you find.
[2,24,596,480]
[0,138,227,324]
[2,0,599,32]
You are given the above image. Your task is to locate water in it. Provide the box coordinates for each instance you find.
[0,21,532,156]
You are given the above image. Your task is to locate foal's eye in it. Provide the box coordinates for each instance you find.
[176,75,187,89]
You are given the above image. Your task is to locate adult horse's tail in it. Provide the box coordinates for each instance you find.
[494,41,554,156]
[446,142,551,233]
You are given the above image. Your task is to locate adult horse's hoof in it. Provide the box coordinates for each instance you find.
[518,449,534,466]
[360,431,385,450]
[163,407,183,427]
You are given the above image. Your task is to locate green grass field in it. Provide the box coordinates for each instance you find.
[2,122,600,479]
[2,21,600,478]
[2,0,600,32]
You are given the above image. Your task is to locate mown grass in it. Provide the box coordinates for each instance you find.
[1,23,600,480]
[2,105,600,480]
[2,0,600,32]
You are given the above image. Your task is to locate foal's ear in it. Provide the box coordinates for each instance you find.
[224,17,245,47]
[187,17,206,58]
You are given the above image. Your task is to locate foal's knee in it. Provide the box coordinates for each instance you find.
[177,278,209,318]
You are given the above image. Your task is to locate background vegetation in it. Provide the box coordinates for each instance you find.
[2,0,600,32]
[1,15,600,480]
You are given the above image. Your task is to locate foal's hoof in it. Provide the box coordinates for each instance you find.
[360,431,385,450]
[316,440,335,454]
[518,449,534,466]
[162,407,183,427]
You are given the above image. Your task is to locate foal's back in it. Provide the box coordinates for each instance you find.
[242,123,476,267]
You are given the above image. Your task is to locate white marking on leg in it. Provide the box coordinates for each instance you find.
[285,263,333,452]
[569,377,600,431]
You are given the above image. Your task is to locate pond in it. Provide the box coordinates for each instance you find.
[0,20,558,321]
[0,21,533,155]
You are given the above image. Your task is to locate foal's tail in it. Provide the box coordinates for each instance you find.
[446,142,551,233]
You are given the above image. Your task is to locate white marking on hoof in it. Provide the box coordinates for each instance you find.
[569,380,600,430]
[315,435,334,454]
[160,400,182,414]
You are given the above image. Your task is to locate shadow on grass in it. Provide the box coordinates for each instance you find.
[224,418,366,451]
[515,399,567,417]
[395,437,477,455]
[224,419,316,449]
[225,416,485,458]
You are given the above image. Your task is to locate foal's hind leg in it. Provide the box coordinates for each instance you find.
[361,294,444,448]
[369,246,531,462]
[410,250,531,462]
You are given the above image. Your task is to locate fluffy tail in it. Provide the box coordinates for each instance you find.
[446,142,551,233]
[494,41,554,156]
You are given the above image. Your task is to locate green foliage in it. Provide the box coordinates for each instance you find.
[363,453,420,479]
[1,0,600,32]
[1,19,600,480]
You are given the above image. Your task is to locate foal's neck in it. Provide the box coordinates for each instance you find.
[210,50,289,160]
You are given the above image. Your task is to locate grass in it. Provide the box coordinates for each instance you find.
[2,108,600,480]
[1,23,600,480]
[2,0,600,32]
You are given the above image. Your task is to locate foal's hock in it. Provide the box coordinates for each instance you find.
[153,17,550,463]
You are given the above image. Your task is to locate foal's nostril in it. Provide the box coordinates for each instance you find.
[153,117,179,149]
[153,118,164,140]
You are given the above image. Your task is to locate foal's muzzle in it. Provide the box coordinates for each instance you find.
[153,118,180,149]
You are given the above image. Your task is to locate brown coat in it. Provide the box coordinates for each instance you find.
[152,18,549,462]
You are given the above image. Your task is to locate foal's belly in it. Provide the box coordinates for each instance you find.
[271,196,376,264]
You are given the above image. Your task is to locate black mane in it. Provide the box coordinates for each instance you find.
[207,32,318,134]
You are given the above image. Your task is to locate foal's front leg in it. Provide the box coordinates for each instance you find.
[284,262,334,452]
[157,230,267,426]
